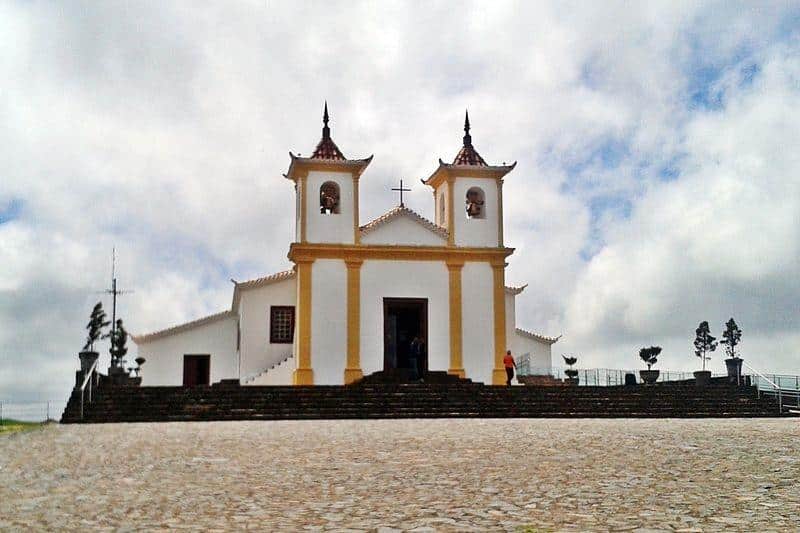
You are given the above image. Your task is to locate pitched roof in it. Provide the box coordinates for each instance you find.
[132,310,235,344]
[359,206,449,240]
[505,284,528,295]
[515,327,561,345]
[234,269,295,290]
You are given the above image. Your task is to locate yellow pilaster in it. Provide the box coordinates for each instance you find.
[293,259,314,385]
[299,172,308,244]
[353,176,361,245]
[447,260,465,378]
[344,259,363,384]
[446,176,455,246]
[491,261,508,385]
[497,179,504,247]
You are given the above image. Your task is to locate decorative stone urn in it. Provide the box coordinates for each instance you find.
[693,370,711,387]
[725,358,743,384]
[639,369,660,385]
[78,351,99,374]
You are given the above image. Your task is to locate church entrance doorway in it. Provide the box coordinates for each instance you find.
[383,298,428,377]
[183,354,210,386]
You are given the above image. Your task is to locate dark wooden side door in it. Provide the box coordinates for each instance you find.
[183,354,210,386]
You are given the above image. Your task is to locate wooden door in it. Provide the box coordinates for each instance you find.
[183,355,210,386]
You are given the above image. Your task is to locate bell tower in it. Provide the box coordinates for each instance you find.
[423,111,516,248]
[284,103,373,244]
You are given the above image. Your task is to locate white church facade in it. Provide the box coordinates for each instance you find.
[132,108,558,386]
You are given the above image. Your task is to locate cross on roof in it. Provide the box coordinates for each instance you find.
[391,179,411,207]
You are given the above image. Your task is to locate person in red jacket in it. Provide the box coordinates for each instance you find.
[503,350,517,386]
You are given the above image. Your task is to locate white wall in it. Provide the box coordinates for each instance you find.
[453,177,499,247]
[310,259,348,384]
[361,215,446,246]
[136,315,238,386]
[513,333,553,374]
[360,260,450,376]
[237,276,297,379]
[462,262,495,384]
[305,170,354,244]
[434,181,449,227]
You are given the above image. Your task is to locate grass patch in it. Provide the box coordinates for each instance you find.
[0,419,45,435]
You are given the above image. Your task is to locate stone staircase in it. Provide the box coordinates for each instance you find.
[61,380,790,423]
[243,355,294,385]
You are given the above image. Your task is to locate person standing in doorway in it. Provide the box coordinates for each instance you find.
[409,335,425,382]
[503,349,517,386]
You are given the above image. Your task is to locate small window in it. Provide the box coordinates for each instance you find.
[270,306,295,344]
[320,181,340,214]
[439,192,445,224]
[465,187,486,219]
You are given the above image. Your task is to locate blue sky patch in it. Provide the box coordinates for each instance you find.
[0,198,23,224]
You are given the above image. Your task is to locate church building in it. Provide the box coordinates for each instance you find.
[132,107,558,386]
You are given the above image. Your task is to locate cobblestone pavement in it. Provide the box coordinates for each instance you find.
[1,419,798,531]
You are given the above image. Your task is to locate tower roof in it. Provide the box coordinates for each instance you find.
[452,110,487,166]
[284,103,373,181]
[310,102,346,161]
[421,111,516,188]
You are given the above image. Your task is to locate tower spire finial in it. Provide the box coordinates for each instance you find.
[322,101,330,139]
[463,109,472,146]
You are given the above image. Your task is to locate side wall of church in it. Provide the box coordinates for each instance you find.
[136,316,239,386]
[238,276,297,380]
[512,334,553,374]
[461,262,496,384]
[359,260,450,377]
[310,259,348,384]
[305,170,355,244]
[452,177,499,247]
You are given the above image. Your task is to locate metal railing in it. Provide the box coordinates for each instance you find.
[743,361,800,414]
[79,357,100,420]
[517,364,725,386]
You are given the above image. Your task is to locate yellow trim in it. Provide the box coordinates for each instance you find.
[299,172,308,243]
[353,176,360,245]
[289,242,513,263]
[344,259,363,384]
[497,179,504,247]
[491,262,507,385]
[446,176,455,246]
[293,259,314,385]
[447,260,465,378]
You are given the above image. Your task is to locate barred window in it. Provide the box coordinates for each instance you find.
[270,306,295,344]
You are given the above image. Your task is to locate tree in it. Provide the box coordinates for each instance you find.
[639,346,662,370]
[562,354,579,380]
[720,318,742,359]
[693,321,717,371]
[82,302,110,352]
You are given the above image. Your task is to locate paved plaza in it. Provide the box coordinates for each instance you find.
[1,419,798,531]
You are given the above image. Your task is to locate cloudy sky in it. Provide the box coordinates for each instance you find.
[2,1,799,401]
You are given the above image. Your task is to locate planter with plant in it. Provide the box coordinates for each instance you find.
[638,346,662,384]
[79,302,109,374]
[562,355,579,385]
[720,318,743,384]
[693,320,717,386]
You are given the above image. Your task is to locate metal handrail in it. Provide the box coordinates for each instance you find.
[79,357,99,420]
[742,360,786,413]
